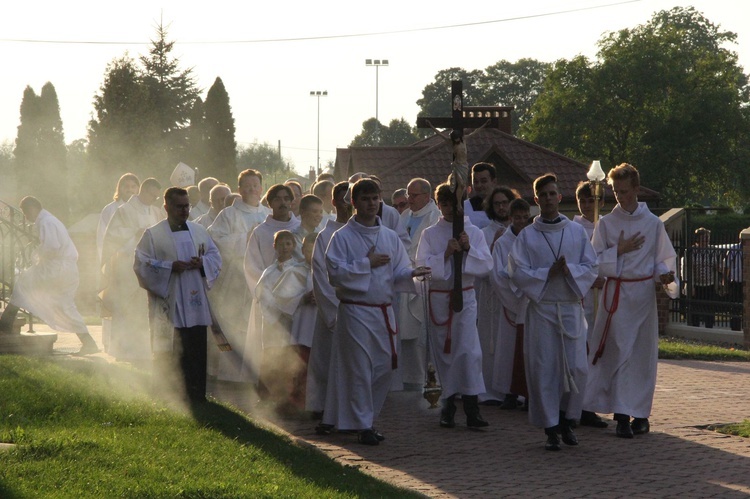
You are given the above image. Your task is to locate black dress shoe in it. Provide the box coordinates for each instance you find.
[500,394,518,410]
[315,423,334,435]
[440,398,457,428]
[561,426,578,445]
[370,427,385,441]
[466,413,489,428]
[616,419,634,438]
[358,429,380,446]
[545,431,561,451]
[631,418,650,435]
[580,411,609,428]
[479,399,503,406]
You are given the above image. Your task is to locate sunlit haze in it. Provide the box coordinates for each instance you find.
[1,0,748,177]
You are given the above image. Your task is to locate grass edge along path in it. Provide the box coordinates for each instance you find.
[0,356,421,498]
[658,336,750,361]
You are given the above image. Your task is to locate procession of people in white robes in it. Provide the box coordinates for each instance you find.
[4,157,688,451]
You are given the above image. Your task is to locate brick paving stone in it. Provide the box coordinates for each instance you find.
[42,326,750,498]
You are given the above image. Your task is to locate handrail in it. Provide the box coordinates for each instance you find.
[0,199,38,331]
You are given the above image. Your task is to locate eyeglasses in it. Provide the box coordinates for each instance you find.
[407,192,428,198]
[395,201,408,210]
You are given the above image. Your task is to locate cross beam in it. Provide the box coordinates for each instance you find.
[416,81,497,312]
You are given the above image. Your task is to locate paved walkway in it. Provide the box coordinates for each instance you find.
[48,325,750,498]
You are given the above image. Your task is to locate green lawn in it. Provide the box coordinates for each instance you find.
[713,420,750,438]
[658,336,750,361]
[0,356,420,498]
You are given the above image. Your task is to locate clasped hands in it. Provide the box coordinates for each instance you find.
[171,257,203,273]
[549,255,570,278]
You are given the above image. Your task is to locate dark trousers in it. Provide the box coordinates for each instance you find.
[691,285,715,328]
[0,304,19,332]
[174,325,208,402]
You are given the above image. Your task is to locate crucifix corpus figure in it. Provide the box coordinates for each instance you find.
[417,80,496,311]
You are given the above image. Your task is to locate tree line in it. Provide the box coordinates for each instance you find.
[363,7,750,209]
[4,6,749,222]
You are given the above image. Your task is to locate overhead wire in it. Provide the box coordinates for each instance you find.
[0,0,642,46]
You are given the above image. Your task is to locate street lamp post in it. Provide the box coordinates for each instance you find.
[587,159,606,318]
[309,90,327,173]
[365,59,388,122]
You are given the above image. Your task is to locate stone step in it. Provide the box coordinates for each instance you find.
[0,331,57,355]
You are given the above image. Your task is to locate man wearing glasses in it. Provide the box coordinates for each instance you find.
[398,178,441,390]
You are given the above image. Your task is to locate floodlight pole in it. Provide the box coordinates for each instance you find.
[309,90,328,172]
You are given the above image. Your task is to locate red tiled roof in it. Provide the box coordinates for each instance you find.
[334,128,659,204]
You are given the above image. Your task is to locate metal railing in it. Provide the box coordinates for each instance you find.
[669,215,742,330]
[0,200,38,330]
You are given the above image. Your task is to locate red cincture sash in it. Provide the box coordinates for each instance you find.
[592,275,653,365]
[428,286,475,354]
[340,300,398,369]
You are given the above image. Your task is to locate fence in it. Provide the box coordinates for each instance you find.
[0,200,37,330]
[668,209,742,331]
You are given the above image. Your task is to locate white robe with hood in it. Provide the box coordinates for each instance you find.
[583,203,678,419]
[509,216,597,428]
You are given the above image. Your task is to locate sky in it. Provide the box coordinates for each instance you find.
[1,0,748,179]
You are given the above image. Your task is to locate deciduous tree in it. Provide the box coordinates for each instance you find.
[523,7,750,207]
[236,142,293,187]
[349,118,420,147]
[480,58,550,134]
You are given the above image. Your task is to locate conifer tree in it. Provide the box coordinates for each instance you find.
[140,22,200,179]
[203,77,237,183]
[14,83,69,219]
[184,97,207,176]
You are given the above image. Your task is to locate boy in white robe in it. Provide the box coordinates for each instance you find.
[102,178,164,362]
[206,169,269,382]
[133,187,221,404]
[254,230,298,407]
[509,173,598,451]
[0,197,98,354]
[490,198,531,410]
[242,184,300,386]
[312,180,336,231]
[291,195,323,262]
[307,182,351,419]
[323,179,430,445]
[348,172,411,252]
[572,181,609,428]
[583,163,678,438]
[274,233,318,410]
[416,182,493,429]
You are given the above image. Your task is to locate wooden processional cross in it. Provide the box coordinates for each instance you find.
[416,81,498,312]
